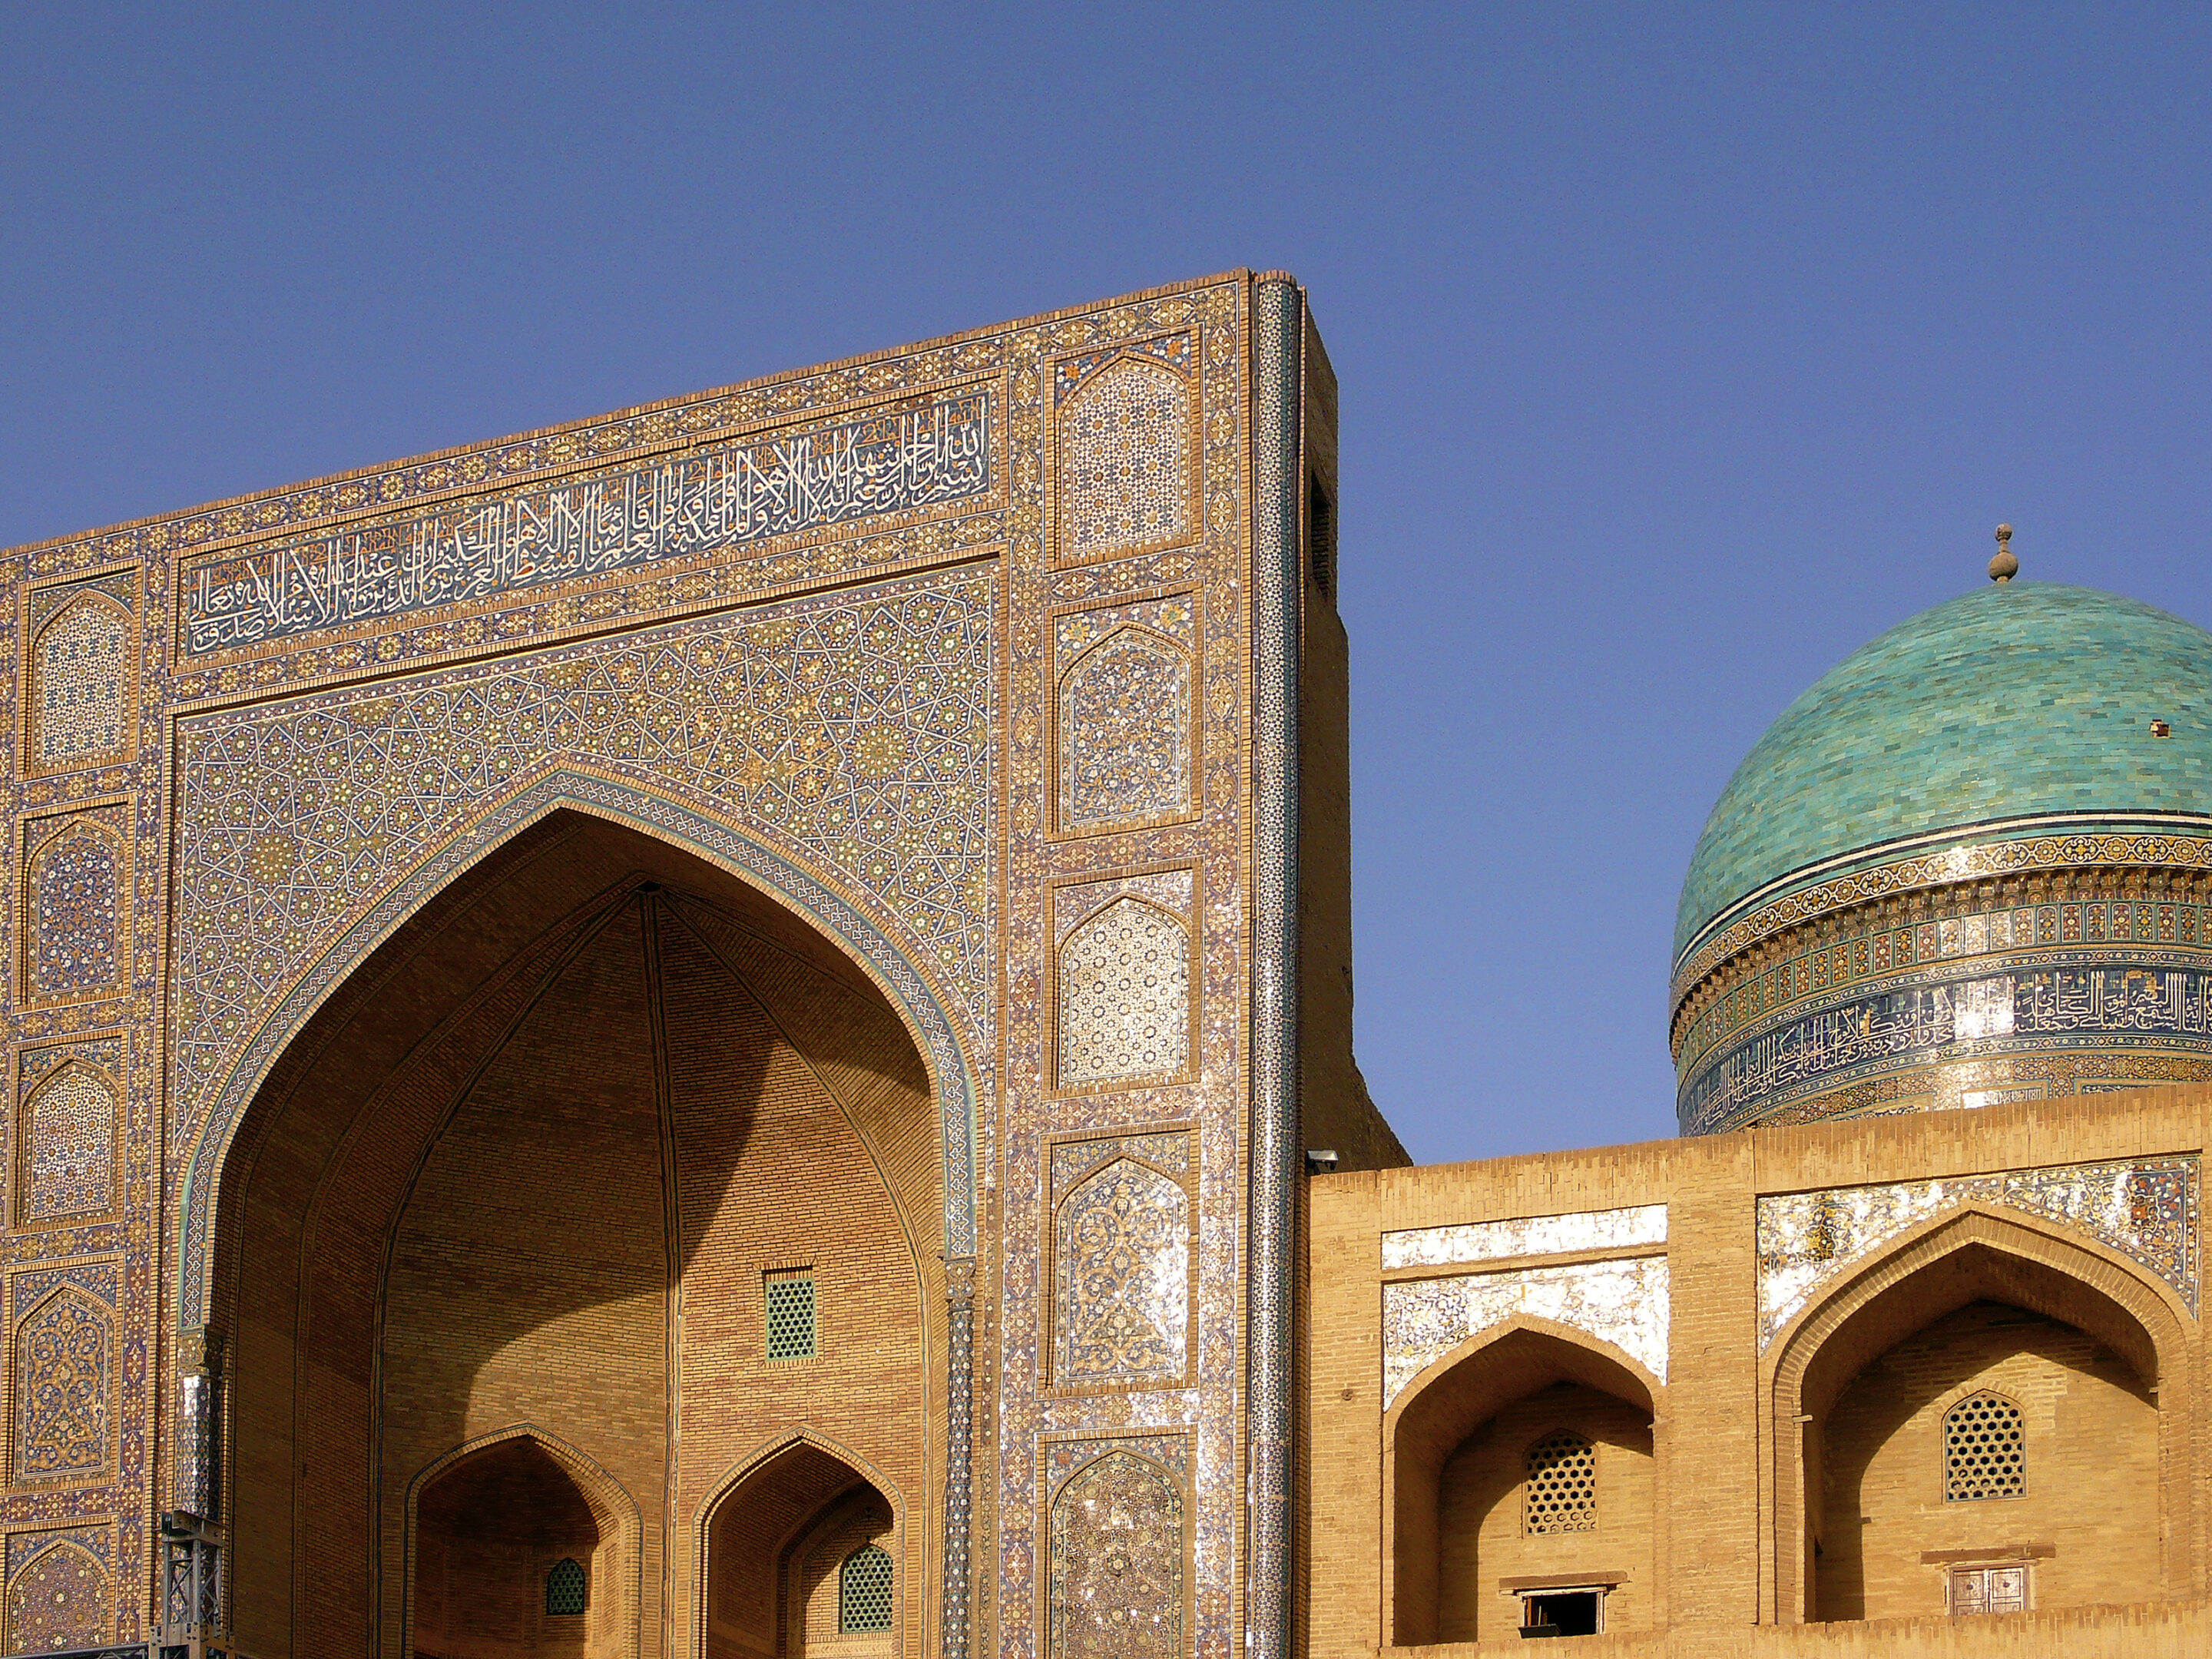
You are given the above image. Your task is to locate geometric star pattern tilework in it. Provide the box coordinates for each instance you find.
[28,590,133,775]
[3,1526,111,1653]
[171,568,997,1132]
[1054,874,1194,1092]
[17,1064,118,1227]
[1053,337,1196,568]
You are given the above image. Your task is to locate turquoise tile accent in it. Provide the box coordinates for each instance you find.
[1677,583,2212,961]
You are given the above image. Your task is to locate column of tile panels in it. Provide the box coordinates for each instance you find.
[3,559,156,1643]
[1001,277,1249,1659]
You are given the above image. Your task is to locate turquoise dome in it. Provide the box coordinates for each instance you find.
[1675,581,2212,965]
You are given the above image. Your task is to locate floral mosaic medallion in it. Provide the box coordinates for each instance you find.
[1055,1157,1190,1388]
[3,1529,111,1653]
[1757,1155,2200,1347]
[1047,1447,1185,1659]
[1382,1257,1671,1407]
[12,1289,112,1483]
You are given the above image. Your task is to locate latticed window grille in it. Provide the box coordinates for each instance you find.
[839,1543,893,1633]
[1523,1430,1597,1534]
[545,1556,587,1615]
[766,1273,817,1361]
[1943,1392,2025,1501]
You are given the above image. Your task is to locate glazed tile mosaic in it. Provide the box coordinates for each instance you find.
[1380,1204,1667,1270]
[3,1524,111,1651]
[180,389,994,656]
[1043,1435,1190,1659]
[1054,873,1194,1091]
[1053,593,1197,834]
[1755,1155,2200,1347]
[1051,1132,1194,1390]
[1381,1256,1671,1407]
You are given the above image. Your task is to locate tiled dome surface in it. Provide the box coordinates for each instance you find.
[1677,582,2212,965]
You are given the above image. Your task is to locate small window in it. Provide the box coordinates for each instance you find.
[1943,1392,2025,1501]
[1951,1563,2029,1614]
[839,1542,893,1633]
[546,1555,587,1615]
[766,1271,817,1361]
[1521,1589,1603,1636]
[1523,1429,1597,1535]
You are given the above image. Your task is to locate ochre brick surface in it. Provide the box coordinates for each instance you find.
[219,816,938,1655]
[1303,1084,2212,1657]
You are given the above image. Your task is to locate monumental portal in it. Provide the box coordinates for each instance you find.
[2,273,2208,1656]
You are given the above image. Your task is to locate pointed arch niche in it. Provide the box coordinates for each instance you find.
[25,584,134,775]
[696,1433,908,1659]
[406,1425,641,1659]
[198,806,953,1655]
[1384,1322,1663,1645]
[1769,1206,2192,1624]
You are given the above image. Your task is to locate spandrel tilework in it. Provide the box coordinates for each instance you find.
[1755,1154,2200,1348]
[1045,1437,1188,1659]
[1053,1147,1190,1389]
[1381,1257,1671,1407]
[30,594,130,770]
[171,567,996,1111]
[3,1526,111,1652]
[1381,1204,1667,1270]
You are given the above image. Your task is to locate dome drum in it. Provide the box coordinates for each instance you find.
[1674,581,2212,1133]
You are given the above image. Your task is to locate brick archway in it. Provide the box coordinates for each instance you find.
[1766,1204,2197,1622]
[1382,1319,1666,1645]
[198,806,955,1657]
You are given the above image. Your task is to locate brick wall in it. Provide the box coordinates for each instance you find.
[1303,1084,2211,1656]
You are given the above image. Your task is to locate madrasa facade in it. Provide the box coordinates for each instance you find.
[0,272,2204,1658]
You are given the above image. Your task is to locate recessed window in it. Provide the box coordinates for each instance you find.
[1523,1429,1597,1535]
[766,1271,817,1361]
[546,1556,587,1616]
[839,1541,894,1633]
[1521,1589,1603,1636]
[1951,1563,2029,1614]
[1942,1392,2025,1501]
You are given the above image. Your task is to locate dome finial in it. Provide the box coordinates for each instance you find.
[1989,523,2018,582]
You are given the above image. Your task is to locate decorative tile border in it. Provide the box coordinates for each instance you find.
[1755,1154,2200,1348]
[1382,1257,1671,1408]
[1382,1205,1667,1271]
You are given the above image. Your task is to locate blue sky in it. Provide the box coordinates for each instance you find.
[5,6,2207,1162]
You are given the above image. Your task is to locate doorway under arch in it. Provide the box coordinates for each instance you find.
[409,1428,638,1659]
[700,1437,905,1659]
[206,811,947,1656]
[1387,1324,1662,1644]
[1773,1214,2185,1623]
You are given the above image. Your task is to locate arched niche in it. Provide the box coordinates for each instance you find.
[695,1432,907,1659]
[1384,1320,1664,1645]
[406,1425,641,1659]
[1768,1205,2194,1623]
[198,804,951,1656]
